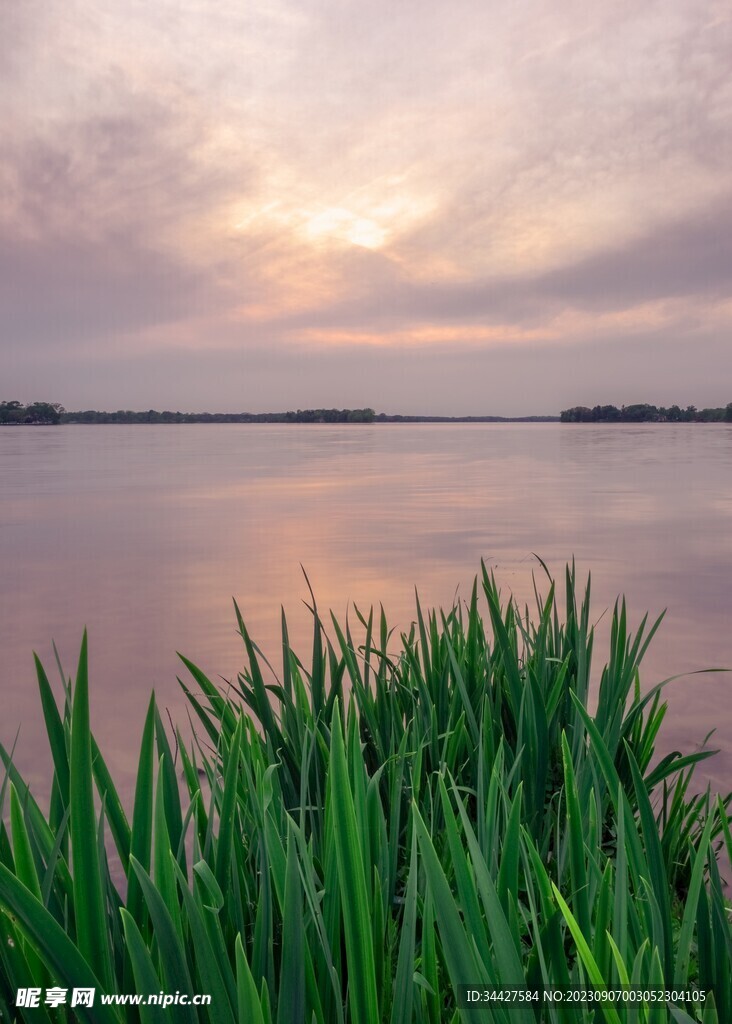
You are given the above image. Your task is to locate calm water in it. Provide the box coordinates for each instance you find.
[2,423,731,801]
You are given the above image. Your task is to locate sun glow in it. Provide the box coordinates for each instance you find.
[228,169,438,258]
[303,207,387,249]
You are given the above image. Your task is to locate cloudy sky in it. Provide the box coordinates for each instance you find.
[3,0,731,415]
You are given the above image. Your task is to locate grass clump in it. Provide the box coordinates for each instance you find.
[1,561,730,1023]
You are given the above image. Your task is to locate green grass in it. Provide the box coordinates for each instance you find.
[1,561,731,1022]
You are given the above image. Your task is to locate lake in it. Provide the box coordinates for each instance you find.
[2,423,731,802]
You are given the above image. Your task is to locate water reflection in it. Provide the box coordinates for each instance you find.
[1,423,731,802]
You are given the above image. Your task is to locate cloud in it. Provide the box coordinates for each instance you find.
[6,320,732,418]
[539,194,732,309]
[1,81,257,348]
[1,0,731,410]
[1,234,206,350]
[267,192,732,338]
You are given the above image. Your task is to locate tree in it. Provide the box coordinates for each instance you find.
[622,404,659,422]
[26,402,64,424]
[0,401,23,423]
[560,406,593,422]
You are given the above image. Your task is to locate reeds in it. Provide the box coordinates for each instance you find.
[1,562,730,1022]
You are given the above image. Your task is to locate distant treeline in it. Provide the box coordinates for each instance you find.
[561,403,732,423]
[0,401,64,424]
[5,399,730,426]
[64,407,379,423]
[0,402,560,425]
[373,414,558,423]
[0,403,378,425]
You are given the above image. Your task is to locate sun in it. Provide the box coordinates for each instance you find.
[303,207,387,250]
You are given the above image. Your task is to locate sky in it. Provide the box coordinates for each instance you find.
[2,0,732,415]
